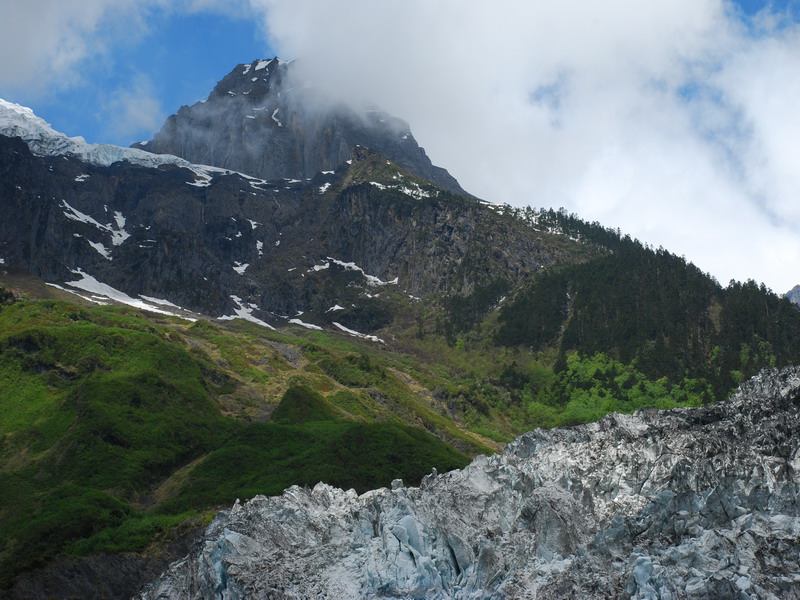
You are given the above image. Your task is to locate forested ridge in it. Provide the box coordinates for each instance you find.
[492,207,800,401]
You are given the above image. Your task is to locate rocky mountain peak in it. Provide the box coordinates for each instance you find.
[207,58,288,102]
[132,58,471,196]
[785,284,800,306]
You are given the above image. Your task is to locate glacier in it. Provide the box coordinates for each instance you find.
[138,367,800,599]
[0,98,227,179]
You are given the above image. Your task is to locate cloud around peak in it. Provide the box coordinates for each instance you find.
[251,0,800,292]
[1,0,799,292]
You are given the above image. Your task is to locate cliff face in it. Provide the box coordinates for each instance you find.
[786,284,800,307]
[139,367,800,600]
[133,58,470,197]
[0,134,577,328]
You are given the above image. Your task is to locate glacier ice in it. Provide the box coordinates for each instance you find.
[139,367,800,599]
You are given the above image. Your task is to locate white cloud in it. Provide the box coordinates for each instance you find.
[248,0,800,293]
[0,0,250,95]
[0,0,147,94]
[102,74,165,141]
[0,0,260,141]
[1,0,798,292]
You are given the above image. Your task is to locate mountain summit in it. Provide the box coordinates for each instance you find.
[133,58,470,196]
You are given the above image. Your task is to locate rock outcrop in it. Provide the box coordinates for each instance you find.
[0,115,579,329]
[133,58,470,197]
[785,284,800,307]
[139,367,800,599]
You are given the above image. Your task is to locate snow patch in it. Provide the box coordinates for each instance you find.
[63,269,194,319]
[112,211,126,233]
[0,258,4,264]
[307,257,397,286]
[218,295,274,329]
[74,174,89,182]
[271,108,283,127]
[61,200,106,228]
[326,305,345,313]
[249,180,266,191]
[369,182,387,190]
[47,282,109,305]
[256,240,264,257]
[289,318,323,331]
[397,182,433,199]
[247,219,260,230]
[87,240,112,260]
[319,182,331,194]
[242,64,252,75]
[255,59,272,71]
[186,174,212,187]
[139,295,182,309]
[322,170,335,175]
[61,201,130,246]
[332,322,385,344]
[233,262,249,275]
[333,258,398,286]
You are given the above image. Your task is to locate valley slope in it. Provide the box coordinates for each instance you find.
[1,61,800,599]
[139,366,800,600]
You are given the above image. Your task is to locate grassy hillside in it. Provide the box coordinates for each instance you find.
[3,206,800,591]
[0,286,479,588]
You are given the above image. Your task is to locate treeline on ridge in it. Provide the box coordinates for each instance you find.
[491,207,800,401]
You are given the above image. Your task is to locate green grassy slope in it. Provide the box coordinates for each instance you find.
[0,291,474,588]
[4,208,800,590]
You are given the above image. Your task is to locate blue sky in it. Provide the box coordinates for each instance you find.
[10,0,789,146]
[0,0,795,147]
[2,8,273,145]
[1,0,799,293]
[735,0,798,14]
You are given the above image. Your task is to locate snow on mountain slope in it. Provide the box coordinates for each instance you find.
[0,96,581,341]
[0,98,225,179]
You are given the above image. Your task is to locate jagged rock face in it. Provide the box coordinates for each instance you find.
[139,367,800,599]
[0,134,572,325]
[133,58,470,197]
[786,285,800,307]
